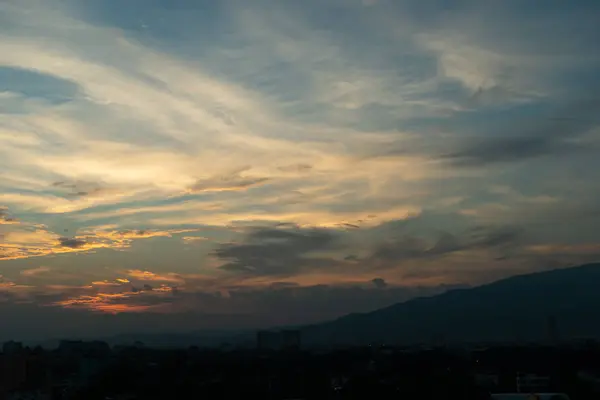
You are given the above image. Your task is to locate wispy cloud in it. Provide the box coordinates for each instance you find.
[1,215,198,260]
[20,266,51,277]
[125,270,184,284]
[187,166,271,194]
[0,208,18,225]
[1,0,599,334]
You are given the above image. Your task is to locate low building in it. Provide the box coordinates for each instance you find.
[6,390,50,400]
[491,394,570,400]
[257,330,301,351]
[516,373,551,393]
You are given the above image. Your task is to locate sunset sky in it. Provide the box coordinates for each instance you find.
[1,0,599,340]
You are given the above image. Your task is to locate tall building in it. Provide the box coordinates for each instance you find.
[2,341,23,355]
[257,330,301,350]
[281,330,301,350]
[257,331,281,350]
[547,315,559,344]
[58,340,110,357]
[0,352,27,394]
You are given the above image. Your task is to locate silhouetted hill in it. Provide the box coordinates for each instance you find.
[300,263,600,346]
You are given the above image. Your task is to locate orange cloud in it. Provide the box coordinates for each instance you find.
[90,303,159,313]
[1,222,198,261]
[182,236,208,244]
[92,228,195,241]
[526,243,600,255]
[20,266,52,277]
[0,219,110,261]
[0,276,34,292]
[91,280,124,287]
[187,170,271,193]
[44,284,94,291]
[0,208,18,225]
[53,284,175,314]
[125,269,184,284]
[147,205,420,229]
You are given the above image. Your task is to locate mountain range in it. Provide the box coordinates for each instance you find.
[299,263,600,346]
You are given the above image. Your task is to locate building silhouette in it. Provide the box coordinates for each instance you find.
[257,330,301,351]
[547,315,560,344]
[257,331,281,350]
[282,330,301,350]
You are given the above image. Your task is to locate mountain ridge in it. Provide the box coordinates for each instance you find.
[299,263,600,346]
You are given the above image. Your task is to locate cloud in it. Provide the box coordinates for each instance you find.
[91,280,123,287]
[0,0,600,336]
[361,99,600,166]
[58,237,87,249]
[182,236,208,244]
[92,228,197,242]
[1,221,198,261]
[446,135,568,166]
[0,208,17,225]
[369,224,523,268]
[125,270,184,284]
[210,215,528,285]
[372,278,387,289]
[186,166,272,194]
[214,225,340,276]
[0,3,313,217]
[527,243,600,256]
[277,163,313,173]
[53,289,175,314]
[0,2,437,230]
[52,179,120,198]
[39,274,179,313]
[519,243,600,269]
[1,221,68,260]
[20,266,51,277]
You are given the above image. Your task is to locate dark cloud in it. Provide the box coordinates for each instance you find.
[357,98,600,165]
[352,136,429,160]
[269,281,300,289]
[119,229,149,237]
[0,208,16,224]
[189,176,269,193]
[371,236,429,262]
[52,180,110,198]
[214,213,527,279]
[443,135,574,166]
[214,225,339,276]
[339,223,360,229]
[468,226,523,249]
[277,163,313,173]
[466,85,514,108]
[442,98,600,166]
[369,225,522,264]
[372,278,387,289]
[188,166,270,193]
[58,237,87,249]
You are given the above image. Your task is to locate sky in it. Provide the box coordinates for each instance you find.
[1,0,600,341]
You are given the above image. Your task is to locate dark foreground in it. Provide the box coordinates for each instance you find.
[2,340,600,399]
